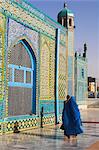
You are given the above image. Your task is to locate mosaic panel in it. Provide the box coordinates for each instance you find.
[75,58,88,101]
[14,0,45,20]
[77,61,87,81]
[0,0,55,39]
[14,69,24,83]
[8,19,39,58]
[42,115,55,126]
[0,13,5,102]
[0,121,2,134]
[60,32,66,46]
[0,32,4,101]
[40,40,50,99]
[49,40,55,100]
[68,80,73,96]
[68,56,73,78]
[58,44,66,100]
[59,100,64,114]
[0,102,3,119]
[4,114,55,133]
[0,13,6,121]
[8,87,32,116]
[7,18,40,116]
[40,35,55,100]
[40,100,55,114]
[59,114,62,123]
[4,117,39,133]
[68,31,74,55]
[9,42,32,68]
[77,82,84,101]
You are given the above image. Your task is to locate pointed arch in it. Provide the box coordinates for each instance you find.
[22,39,36,114]
[8,38,37,116]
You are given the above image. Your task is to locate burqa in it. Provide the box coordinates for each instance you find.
[62,96,83,136]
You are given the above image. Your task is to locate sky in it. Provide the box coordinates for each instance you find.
[27,0,99,79]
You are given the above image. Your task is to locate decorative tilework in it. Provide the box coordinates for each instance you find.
[60,32,66,46]
[0,0,56,39]
[68,56,73,78]
[6,18,40,116]
[59,114,62,123]
[58,45,66,100]
[78,84,84,101]
[0,0,88,134]
[42,115,55,126]
[40,100,55,114]
[4,117,39,133]
[59,100,64,114]
[0,103,3,119]
[49,40,55,100]
[0,121,2,135]
[75,56,88,102]
[40,34,55,100]
[68,31,73,55]
[68,80,73,96]
[0,13,7,121]
[0,0,65,134]
[8,19,39,57]
[0,13,5,102]
[67,28,74,96]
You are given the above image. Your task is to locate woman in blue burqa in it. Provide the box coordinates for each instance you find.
[62,95,83,140]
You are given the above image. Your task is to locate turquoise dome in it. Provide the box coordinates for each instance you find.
[58,3,73,18]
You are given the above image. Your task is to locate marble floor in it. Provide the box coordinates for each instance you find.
[0,109,99,150]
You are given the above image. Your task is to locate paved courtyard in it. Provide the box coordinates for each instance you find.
[0,108,99,150]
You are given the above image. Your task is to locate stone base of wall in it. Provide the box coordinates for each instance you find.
[0,114,57,134]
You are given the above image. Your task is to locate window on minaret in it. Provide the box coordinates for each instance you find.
[64,17,66,27]
[82,69,84,79]
[69,18,72,26]
[60,19,62,25]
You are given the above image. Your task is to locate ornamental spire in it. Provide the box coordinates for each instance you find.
[64,1,67,8]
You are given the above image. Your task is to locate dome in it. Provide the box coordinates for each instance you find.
[58,2,73,18]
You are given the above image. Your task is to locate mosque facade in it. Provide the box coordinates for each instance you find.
[0,0,87,134]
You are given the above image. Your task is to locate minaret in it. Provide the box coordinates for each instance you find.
[57,2,75,96]
[83,43,87,58]
[57,2,74,29]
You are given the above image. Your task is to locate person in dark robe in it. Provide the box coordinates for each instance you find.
[62,95,83,140]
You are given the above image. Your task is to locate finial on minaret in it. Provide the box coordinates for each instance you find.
[64,1,67,8]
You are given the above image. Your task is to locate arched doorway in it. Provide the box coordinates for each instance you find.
[8,39,36,116]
